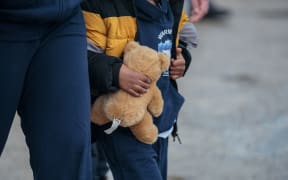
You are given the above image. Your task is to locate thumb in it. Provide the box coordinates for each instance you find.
[176,47,182,55]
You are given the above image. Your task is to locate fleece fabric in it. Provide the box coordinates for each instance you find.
[135,0,185,134]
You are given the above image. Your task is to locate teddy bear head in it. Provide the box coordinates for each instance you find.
[123,41,170,82]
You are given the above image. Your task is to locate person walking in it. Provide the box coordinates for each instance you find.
[0,1,92,179]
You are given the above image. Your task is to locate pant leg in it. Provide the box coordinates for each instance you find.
[96,145,109,177]
[96,126,163,180]
[153,137,169,180]
[17,11,92,180]
[91,143,109,180]
[0,40,38,155]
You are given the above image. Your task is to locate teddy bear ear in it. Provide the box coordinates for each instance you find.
[158,53,170,71]
[124,41,139,54]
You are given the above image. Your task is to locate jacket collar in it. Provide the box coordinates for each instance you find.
[135,0,168,21]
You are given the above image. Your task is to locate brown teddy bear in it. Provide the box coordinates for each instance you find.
[91,41,170,144]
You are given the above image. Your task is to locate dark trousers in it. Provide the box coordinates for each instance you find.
[94,125,169,180]
[91,143,109,180]
[0,10,92,180]
[153,137,169,180]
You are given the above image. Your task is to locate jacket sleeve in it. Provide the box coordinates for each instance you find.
[88,50,122,97]
[178,40,192,76]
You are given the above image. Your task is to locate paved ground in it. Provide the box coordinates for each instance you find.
[1,0,288,179]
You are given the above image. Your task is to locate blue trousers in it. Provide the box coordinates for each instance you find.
[0,10,92,180]
[94,125,168,180]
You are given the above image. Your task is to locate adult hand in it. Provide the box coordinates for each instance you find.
[170,48,186,80]
[190,0,209,23]
[119,64,151,97]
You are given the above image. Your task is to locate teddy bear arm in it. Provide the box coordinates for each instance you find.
[147,87,164,117]
[129,111,158,144]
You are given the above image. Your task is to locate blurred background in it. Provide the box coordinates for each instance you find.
[1,0,288,179]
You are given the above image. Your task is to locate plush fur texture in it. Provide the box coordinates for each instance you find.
[91,41,170,144]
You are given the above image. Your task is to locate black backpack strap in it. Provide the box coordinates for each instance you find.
[172,121,182,144]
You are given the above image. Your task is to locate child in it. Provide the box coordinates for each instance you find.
[81,0,194,179]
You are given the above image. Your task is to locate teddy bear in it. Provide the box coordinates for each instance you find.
[91,41,170,144]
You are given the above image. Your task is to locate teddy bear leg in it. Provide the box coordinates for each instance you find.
[130,112,158,144]
[91,96,110,125]
[148,87,163,117]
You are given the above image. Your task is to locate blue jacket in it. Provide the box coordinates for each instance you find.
[135,0,184,134]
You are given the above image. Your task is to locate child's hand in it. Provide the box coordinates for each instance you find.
[170,48,186,80]
[119,64,151,97]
